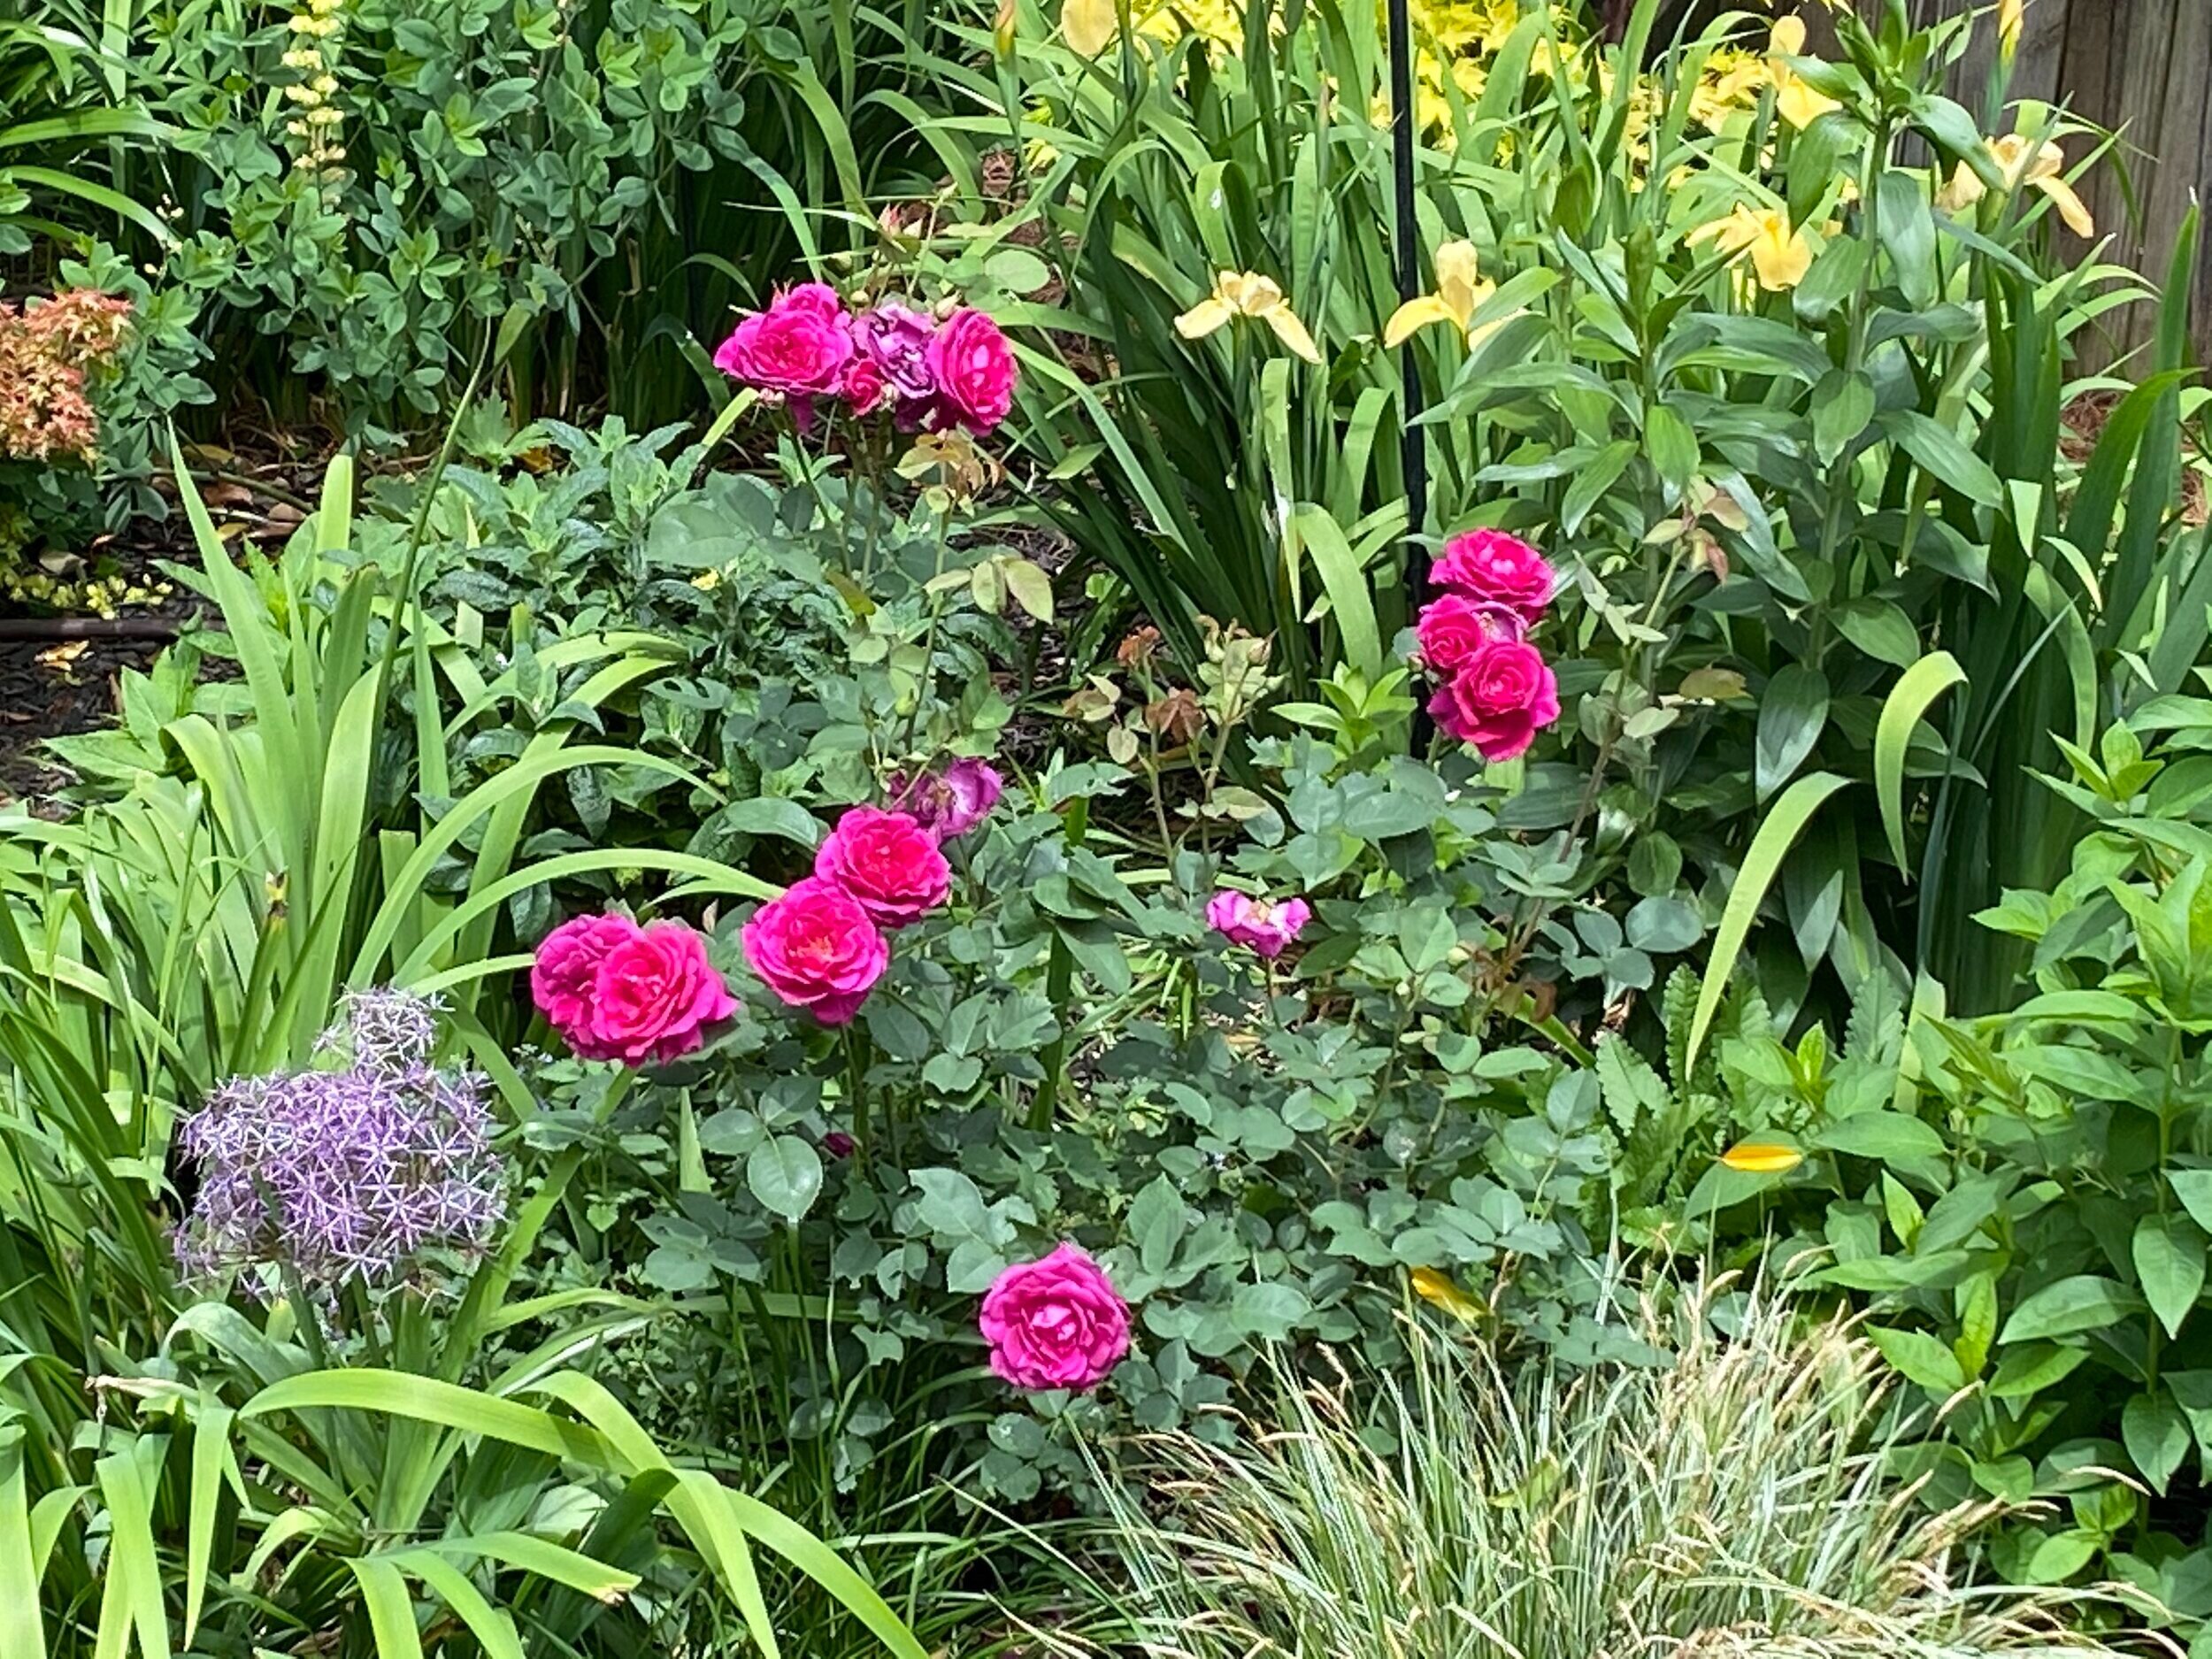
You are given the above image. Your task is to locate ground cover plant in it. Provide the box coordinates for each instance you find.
[4,0,2212,1654]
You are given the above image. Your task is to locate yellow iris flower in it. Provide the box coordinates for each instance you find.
[1382,240,1509,349]
[1719,1140,1805,1175]
[1689,204,1815,292]
[1936,133,2094,237]
[1174,270,1324,364]
[1061,0,1116,53]
[1999,0,2024,57]
[1766,16,1842,130]
[1409,1266,1483,1320]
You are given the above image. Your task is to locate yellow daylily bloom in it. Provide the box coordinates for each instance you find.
[1937,134,2093,236]
[1719,1140,1805,1175]
[1382,239,1508,349]
[1766,15,1842,130]
[1173,270,1324,364]
[1999,0,2024,58]
[1062,0,1117,55]
[1689,204,1815,292]
[1992,133,2095,236]
[1409,1266,1483,1321]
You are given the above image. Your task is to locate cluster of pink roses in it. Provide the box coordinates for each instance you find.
[713,282,1018,436]
[741,760,1002,1026]
[532,913,738,1065]
[1414,529,1563,763]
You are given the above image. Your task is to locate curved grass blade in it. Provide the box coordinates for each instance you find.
[1875,651,1965,875]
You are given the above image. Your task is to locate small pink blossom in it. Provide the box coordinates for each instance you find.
[1430,638,1561,762]
[979,1243,1131,1393]
[815,806,952,929]
[1206,890,1312,959]
[1431,529,1555,623]
[741,877,891,1025]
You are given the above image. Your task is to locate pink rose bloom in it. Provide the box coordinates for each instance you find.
[741,877,891,1025]
[979,1242,1131,1393]
[1206,890,1312,959]
[1431,638,1561,762]
[815,806,952,929]
[713,283,854,398]
[532,912,643,1060]
[1414,591,1517,676]
[842,355,888,416]
[855,300,940,404]
[1431,529,1555,623]
[888,757,1003,841]
[582,921,741,1064]
[533,914,738,1064]
[925,307,1018,434]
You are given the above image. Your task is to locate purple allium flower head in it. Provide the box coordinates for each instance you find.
[174,990,508,1293]
[887,757,1003,842]
[853,300,940,405]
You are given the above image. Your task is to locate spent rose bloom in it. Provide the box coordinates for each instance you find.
[1431,529,1555,622]
[584,922,740,1064]
[1206,890,1312,959]
[532,913,738,1064]
[888,758,1003,841]
[854,300,940,404]
[979,1243,1131,1392]
[1431,638,1561,762]
[926,307,1018,434]
[741,877,891,1025]
[814,806,952,929]
[1414,592,1517,676]
[713,283,855,398]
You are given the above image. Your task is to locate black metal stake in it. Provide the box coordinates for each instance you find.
[1386,0,1432,749]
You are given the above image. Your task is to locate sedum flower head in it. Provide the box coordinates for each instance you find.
[174,991,507,1293]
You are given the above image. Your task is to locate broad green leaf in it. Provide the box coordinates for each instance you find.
[747,1137,826,1223]
[1875,649,1965,873]
[2132,1212,2205,1340]
[1686,772,1850,1070]
[1998,1275,2142,1343]
[1755,666,1829,801]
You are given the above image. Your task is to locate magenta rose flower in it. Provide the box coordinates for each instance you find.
[580,921,741,1064]
[1206,890,1312,959]
[1431,529,1555,623]
[741,877,891,1025]
[531,913,642,1060]
[1431,638,1561,762]
[713,283,854,398]
[1414,591,1516,676]
[888,757,1003,841]
[854,299,940,404]
[842,355,888,416]
[533,914,738,1064]
[814,806,952,928]
[925,307,1018,434]
[979,1243,1132,1393]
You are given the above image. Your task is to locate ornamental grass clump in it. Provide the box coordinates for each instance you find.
[1068,1285,2153,1659]
[173,990,506,1293]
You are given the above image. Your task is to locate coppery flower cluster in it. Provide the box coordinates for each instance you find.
[0,290,134,465]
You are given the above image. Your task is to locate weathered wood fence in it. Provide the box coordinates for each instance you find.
[1899,0,2212,365]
